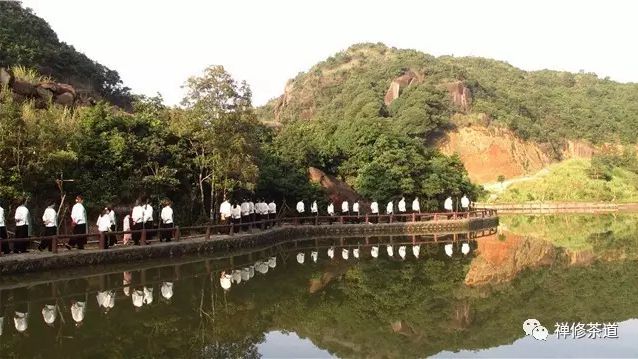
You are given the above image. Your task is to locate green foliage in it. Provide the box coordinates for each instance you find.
[0,2,132,107]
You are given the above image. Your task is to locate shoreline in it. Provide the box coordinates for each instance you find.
[476,202,638,214]
[0,217,498,275]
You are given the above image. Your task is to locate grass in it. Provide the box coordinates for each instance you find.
[490,159,638,203]
[10,65,53,84]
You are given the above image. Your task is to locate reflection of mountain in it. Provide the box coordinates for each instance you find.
[0,222,637,358]
[464,232,556,286]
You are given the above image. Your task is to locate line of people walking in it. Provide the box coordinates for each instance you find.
[0,195,176,254]
[218,198,277,231]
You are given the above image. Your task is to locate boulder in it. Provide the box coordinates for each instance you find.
[54,92,75,106]
[39,82,58,93]
[36,86,54,102]
[11,79,36,96]
[56,83,76,96]
[308,167,365,206]
[0,67,14,88]
[445,81,472,111]
[383,70,419,106]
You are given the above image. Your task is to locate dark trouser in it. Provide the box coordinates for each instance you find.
[109,225,117,246]
[14,225,29,253]
[160,223,174,242]
[353,212,359,223]
[0,226,9,254]
[39,226,56,251]
[144,221,154,241]
[242,216,249,231]
[370,214,378,223]
[133,223,143,245]
[232,217,241,233]
[70,223,86,249]
[101,231,110,249]
[342,211,349,224]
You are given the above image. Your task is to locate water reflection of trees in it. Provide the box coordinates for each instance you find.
[0,228,636,358]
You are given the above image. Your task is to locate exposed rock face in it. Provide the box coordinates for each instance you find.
[464,232,557,286]
[445,81,472,111]
[383,70,419,106]
[562,140,596,159]
[435,126,554,183]
[0,67,79,107]
[308,167,365,205]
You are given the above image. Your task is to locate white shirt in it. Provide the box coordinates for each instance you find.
[327,203,335,215]
[398,198,406,212]
[132,290,144,307]
[143,204,154,223]
[461,195,470,208]
[71,301,86,323]
[412,198,420,212]
[143,287,153,305]
[14,312,28,333]
[132,205,144,224]
[268,202,276,214]
[220,200,231,218]
[97,214,111,232]
[161,282,174,300]
[15,205,30,226]
[444,197,453,211]
[311,201,318,213]
[370,202,379,214]
[231,205,242,219]
[42,207,57,227]
[109,210,116,227]
[353,202,359,213]
[341,201,349,213]
[296,201,305,213]
[42,304,57,325]
[71,203,86,225]
[240,202,250,216]
[248,201,255,214]
[0,206,5,227]
[386,202,393,214]
[161,206,173,224]
[220,274,232,290]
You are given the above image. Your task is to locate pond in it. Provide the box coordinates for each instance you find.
[0,214,637,358]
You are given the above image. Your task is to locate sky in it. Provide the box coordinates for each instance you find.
[19,0,638,106]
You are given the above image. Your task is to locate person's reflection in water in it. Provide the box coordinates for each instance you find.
[132,287,143,311]
[413,245,421,258]
[220,271,232,291]
[241,267,250,282]
[231,270,242,285]
[123,271,132,297]
[41,304,57,327]
[0,290,5,336]
[160,282,174,302]
[69,279,88,327]
[14,287,29,334]
[268,256,277,268]
[143,286,153,306]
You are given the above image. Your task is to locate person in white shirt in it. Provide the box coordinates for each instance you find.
[97,208,112,249]
[386,201,394,215]
[0,201,8,254]
[70,195,87,249]
[40,199,57,251]
[131,199,145,245]
[160,199,174,242]
[370,200,379,223]
[143,198,155,240]
[255,199,266,229]
[461,194,471,211]
[444,196,454,212]
[327,202,335,224]
[219,198,231,223]
[231,202,242,231]
[311,200,318,216]
[240,200,250,231]
[108,206,117,246]
[398,197,407,222]
[248,200,256,225]
[14,197,30,253]
[267,200,276,228]
[412,197,421,213]
[352,201,360,223]
[341,200,350,224]
[296,200,305,224]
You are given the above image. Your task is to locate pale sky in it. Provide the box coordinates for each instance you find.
[19,0,638,106]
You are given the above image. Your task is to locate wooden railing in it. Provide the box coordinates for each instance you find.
[0,209,496,255]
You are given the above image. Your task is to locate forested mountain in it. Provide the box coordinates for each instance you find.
[263,43,638,147]
[0,1,132,107]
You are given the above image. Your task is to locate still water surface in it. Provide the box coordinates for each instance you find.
[0,214,637,358]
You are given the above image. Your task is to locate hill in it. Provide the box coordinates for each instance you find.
[263,42,638,147]
[0,2,132,107]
